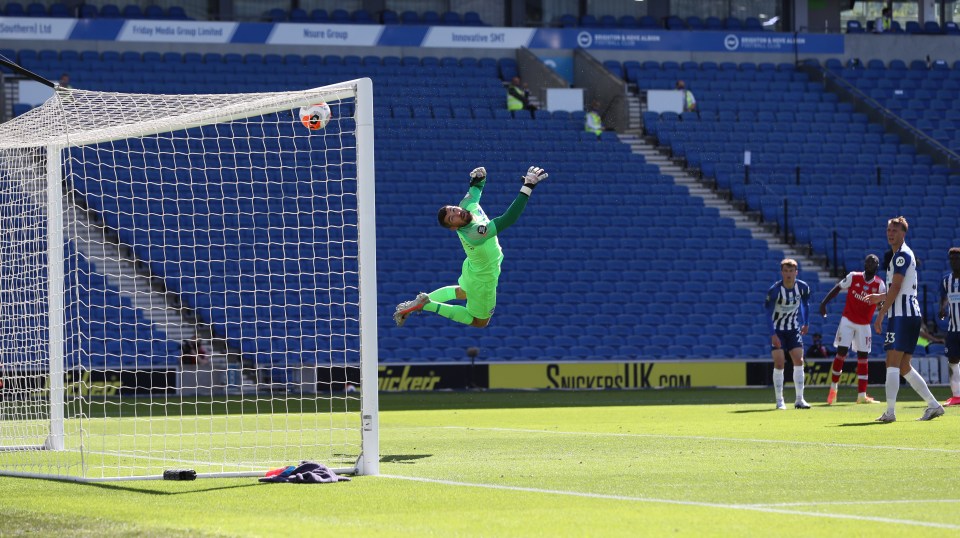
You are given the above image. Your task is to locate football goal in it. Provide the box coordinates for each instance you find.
[0,78,379,481]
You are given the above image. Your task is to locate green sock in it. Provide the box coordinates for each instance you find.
[423,302,474,325]
[428,286,458,303]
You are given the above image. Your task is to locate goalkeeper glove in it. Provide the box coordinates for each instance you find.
[520,166,548,196]
[469,166,486,187]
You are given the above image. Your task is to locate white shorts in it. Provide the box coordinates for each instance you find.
[833,316,872,354]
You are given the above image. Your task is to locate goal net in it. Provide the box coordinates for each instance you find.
[0,78,379,481]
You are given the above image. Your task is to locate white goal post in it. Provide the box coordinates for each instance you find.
[0,78,379,481]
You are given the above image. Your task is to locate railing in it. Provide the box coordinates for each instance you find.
[801,61,960,172]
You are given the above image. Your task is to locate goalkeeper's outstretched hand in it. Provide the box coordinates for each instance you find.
[520,166,548,196]
[469,166,486,187]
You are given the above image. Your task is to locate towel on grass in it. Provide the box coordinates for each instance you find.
[259,461,350,484]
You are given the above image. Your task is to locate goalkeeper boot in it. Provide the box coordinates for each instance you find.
[393,292,429,327]
[857,394,879,404]
[775,399,786,410]
[875,411,896,423]
[794,399,811,409]
[943,396,960,407]
[826,388,837,405]
[917,405,945,422]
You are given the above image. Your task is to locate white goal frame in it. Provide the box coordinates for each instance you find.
[0,78,379,481]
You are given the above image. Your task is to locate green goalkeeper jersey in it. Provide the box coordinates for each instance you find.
[457,183,504,280]
[454,178,531,281]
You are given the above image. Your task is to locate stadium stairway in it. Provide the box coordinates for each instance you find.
[624,132,832,281]
[616,90,832,284]
[65,194,205,354]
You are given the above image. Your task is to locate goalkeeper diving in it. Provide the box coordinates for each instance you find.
[393,165,548,328]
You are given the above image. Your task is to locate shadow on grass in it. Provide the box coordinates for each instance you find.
[79,388,942,414]
[78,481,261,495]
[380,454,432,464]
[730,408,782,414]
[837,422,889,427]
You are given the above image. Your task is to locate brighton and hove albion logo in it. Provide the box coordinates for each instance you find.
[724,34,740,50]
[577,31,593,48]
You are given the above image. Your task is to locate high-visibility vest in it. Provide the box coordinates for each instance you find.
[506,85,524,111]
[683,90,696,112]
[585,111,602,135]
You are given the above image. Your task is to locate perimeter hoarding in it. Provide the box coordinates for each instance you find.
[0,17,844,54]
[488,361,746,389]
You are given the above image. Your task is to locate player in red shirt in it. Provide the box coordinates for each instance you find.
[819,254,887,404]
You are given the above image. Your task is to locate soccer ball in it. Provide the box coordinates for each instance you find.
[299,102,332,130]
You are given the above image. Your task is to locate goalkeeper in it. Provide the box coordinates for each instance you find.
[393,165,548,328]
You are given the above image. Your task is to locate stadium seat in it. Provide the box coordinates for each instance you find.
[167,5,188,19]
[121,4,142,18]
[846,20,865,33]
[464,11,483,25]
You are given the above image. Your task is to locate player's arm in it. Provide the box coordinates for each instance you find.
[763,285,777,335]
[466,166,548,243]
[872,263,905,333]
[871,253,908,308]
[459,167,487,210]
[799,283,811,334]
[764,286,782,348]
[940,279,949,320]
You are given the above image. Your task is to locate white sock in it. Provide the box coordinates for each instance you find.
[793,365,805,402]
[885,367,900,414]
[904,367,939,407]
[830,381,838,391]
[950,363,960,397]
[773,368,784,401]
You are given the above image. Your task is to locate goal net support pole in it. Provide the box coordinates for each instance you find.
[354,78,379,476]
[46,142,65,452]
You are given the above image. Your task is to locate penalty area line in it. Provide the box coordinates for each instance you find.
[380,474,960,530]
[432,426,960,454]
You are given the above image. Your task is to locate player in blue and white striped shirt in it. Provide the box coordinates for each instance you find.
[764,258,811,410]
[868,217,945,422]
[939,247,960,407]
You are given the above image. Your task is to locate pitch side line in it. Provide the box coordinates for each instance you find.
[381,474,960,530]
[749,499,957,508]
[434,426,960,454]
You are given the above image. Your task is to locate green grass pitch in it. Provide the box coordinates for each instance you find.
[2,387,959,537]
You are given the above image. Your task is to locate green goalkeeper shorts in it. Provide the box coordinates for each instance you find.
[458,273,498,319]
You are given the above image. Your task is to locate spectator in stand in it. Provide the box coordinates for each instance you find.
[874,6,893,33]
[584,100,603,139]
[58,73,71,89]
[181,337,208,366]
[506,76,537,118]
[806,333,831,358]
[676,80,696,114]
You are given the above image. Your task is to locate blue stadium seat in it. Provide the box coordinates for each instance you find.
[464,11,483,25]
[121,4,142,18]
[167,5,188,19]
